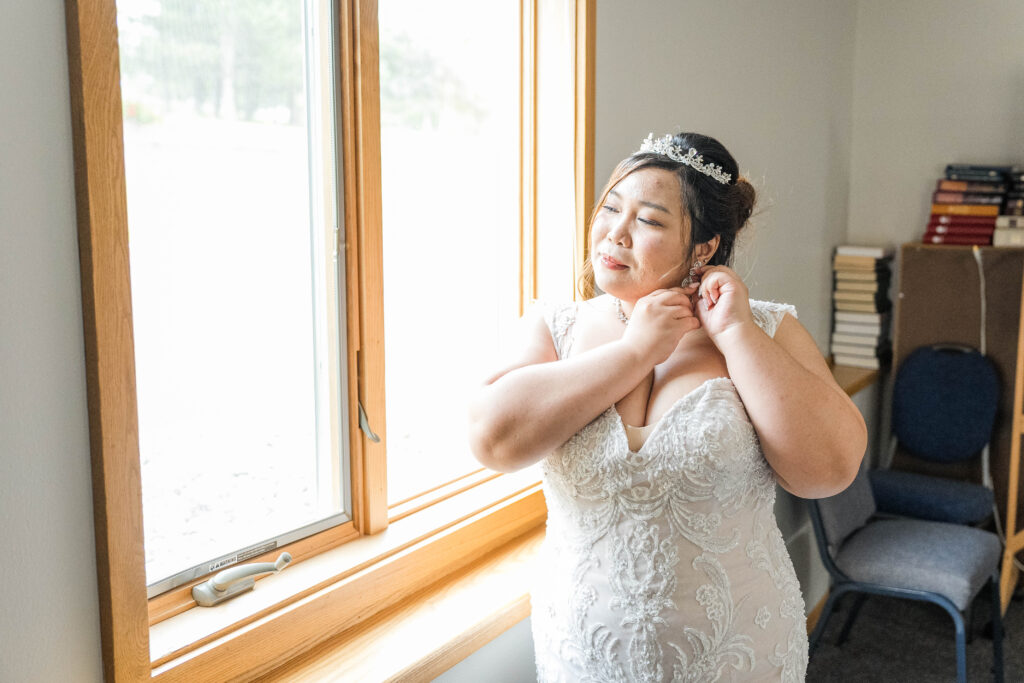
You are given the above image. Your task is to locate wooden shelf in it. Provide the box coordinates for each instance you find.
[827,361,880,397]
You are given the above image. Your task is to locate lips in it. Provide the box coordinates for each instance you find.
[599,254,628,269]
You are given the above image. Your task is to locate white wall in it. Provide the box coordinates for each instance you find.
[434,618,537,683]
[595,0,858,350]
[0,2,104,682]
[847,0,1024,247]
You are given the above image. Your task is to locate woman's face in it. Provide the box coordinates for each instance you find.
[591,166,689,301]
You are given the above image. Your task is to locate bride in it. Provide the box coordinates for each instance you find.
[467,131,866,681]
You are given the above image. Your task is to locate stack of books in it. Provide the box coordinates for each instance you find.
[923,164,1012,246]
[994,167,1024,246]
[830,245,893,369]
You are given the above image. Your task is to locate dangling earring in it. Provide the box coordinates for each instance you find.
[681,259,703,287]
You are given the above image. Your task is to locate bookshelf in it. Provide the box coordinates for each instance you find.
[894,243,1024,611]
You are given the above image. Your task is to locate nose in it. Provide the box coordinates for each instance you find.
[606,213,631,246]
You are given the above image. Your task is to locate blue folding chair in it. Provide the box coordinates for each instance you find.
[870,344,999,526]
[807,468,1004,682]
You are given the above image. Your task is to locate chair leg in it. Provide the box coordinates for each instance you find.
[946,605,968,683]
[990,576,1005,683]
[836,594,867,646]
[809,586,850,655]
[964,601,975,645]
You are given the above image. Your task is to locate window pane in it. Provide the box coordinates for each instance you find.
[379,0,520,504]
[117,0,348,592]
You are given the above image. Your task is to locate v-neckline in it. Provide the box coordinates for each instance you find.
[611,376,733,454]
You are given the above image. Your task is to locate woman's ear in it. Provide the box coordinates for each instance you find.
[695,235,720,263]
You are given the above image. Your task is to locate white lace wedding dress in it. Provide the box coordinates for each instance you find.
[531,299,808,682]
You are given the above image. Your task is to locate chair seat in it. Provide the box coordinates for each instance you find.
[834,518,1000,610]
[869,469,994,525]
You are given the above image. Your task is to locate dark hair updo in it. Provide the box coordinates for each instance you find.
[578,131,756,299]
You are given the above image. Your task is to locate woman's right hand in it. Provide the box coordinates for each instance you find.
[620,284,702,365]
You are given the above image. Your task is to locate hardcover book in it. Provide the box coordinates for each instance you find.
[830,343,888,357]
[1003,197,1024,213]
[929,214,997,226]
[993,228,1024,247]
[947,171,1010,182]
[834,265,889,279]
[945,163,1016,178]
[835,245,894,259]
[925,223,995,236]
[835,299,891,313]
[932,191,1003,205]
[996,216,1024,229]
[936,179,1007,194]
[834,310,890,325]
[832,290,889,305]
[834,280,886,293]
[922,233,992,245]
[930,203,1000,217]
[832,354,886,369]
[833,254,887,270]
[831,332,887,346]
[834,322,888,336]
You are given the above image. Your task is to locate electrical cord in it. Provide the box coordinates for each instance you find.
[991,499,1024,573]
[973,245,993,490]
[971,244,1024,573]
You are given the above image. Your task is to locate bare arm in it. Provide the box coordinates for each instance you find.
[690,265,867,499]
[715,313,867,499]
[468,288,699,472]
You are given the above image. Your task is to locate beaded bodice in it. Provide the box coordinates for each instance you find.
[530,299,808,682]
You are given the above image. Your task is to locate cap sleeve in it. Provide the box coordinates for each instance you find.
[749,299,798,339]
[529,299,577,360]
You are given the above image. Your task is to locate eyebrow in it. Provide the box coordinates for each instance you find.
[608,189,672,215]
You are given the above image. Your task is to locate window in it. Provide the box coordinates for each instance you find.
[116,0,351,598]
[65,0,593,678]
[378,0,520,507]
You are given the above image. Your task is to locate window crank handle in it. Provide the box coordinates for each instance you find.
[212,552,292,591]
[193,552,292,607]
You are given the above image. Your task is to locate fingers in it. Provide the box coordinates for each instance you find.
[679,316,702,332]
[692,265,730,307]
[643,284,698,305]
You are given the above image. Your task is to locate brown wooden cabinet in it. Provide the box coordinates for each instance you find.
[894,243,1024,523]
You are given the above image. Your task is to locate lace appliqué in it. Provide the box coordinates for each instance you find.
[533,299,577,360]
[608,521,679,683]
[746,506,809,681]
[749,300,798,338]
[669,554,755,682]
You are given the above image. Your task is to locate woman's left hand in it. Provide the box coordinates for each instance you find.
[689,265,756,344]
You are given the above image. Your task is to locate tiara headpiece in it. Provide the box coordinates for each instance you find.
[636,133,732,185]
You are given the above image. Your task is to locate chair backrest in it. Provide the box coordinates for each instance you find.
[811,465,877,556]
[892,345,999,464]
[808,464,877,584]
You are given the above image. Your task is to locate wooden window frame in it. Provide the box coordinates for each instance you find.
[64,0,594,679]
